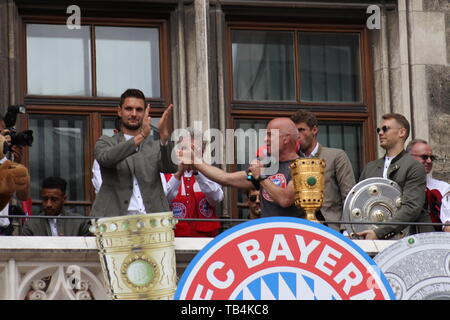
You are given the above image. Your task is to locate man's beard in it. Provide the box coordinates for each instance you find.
[122,121,141,131]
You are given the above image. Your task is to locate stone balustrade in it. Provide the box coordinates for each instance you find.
[0,237,395,300]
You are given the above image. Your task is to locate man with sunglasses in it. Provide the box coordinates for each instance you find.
[357,113,433,240]
[406,139,450,232]
[246,189,261,219]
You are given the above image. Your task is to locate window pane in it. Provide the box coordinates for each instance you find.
[234,119,269,219]
[317,122,362,178]
[95,26,161,98]
[149,118,161,140]
[101,116,160,138]
[29,115,87,201]
[26,24,92,96]
[299,32,361,103]
[232,30,295,101]
[101,116,120,137]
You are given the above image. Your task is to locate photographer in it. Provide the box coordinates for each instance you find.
[1,105,33,164]
[0,109,31,235]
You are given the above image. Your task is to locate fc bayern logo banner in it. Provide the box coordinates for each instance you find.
[175,217,395,300]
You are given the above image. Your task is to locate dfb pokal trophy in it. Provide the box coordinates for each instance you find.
[290,158,326,223]
[92,212,178,300]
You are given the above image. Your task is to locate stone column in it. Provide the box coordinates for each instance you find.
[372,0,449,175]
[420,0,449,181]
[0,0,10,115]
[170,0,188,129]
[0,0,19,116]
[208,2,230,218]
[371,4,393,119]
[184,0,211,129]
[407,0,447,142]
[371,1,413,157]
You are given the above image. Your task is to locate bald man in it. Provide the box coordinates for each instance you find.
[407,139,450,232]
[179,117,303,218]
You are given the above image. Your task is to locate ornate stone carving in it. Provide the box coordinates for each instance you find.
[17,264,108,300]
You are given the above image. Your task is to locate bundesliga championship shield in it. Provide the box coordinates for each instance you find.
[343,178,405,238]
[374,232,450,300]
[175,217,395,300]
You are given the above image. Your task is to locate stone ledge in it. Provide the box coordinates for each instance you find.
[0,236,395,260]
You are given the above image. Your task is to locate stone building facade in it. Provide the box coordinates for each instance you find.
[0,0,448,218]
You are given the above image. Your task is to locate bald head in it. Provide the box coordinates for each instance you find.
[267,118,299,142]
[265,118,298,157]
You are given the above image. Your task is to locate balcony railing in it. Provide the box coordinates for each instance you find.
[0,236,395,300]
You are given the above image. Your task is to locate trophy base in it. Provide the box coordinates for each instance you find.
[305,209,321,224]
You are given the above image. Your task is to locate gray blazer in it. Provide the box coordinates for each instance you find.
[359,150,433,239]
[315,145,356,231]
[91,133,177,217]
[22,209,91,236]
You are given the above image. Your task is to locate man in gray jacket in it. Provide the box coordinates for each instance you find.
[22,177,90,236]
[357,113,433,240]
[291,110,356,232]
[91,89,177,217]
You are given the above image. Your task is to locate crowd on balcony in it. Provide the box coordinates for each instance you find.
[1,88,449,239]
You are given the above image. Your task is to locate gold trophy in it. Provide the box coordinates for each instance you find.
[290,158,326,223]
[92,212,178,300]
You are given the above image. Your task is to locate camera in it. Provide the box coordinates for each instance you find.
[2,105,34,147]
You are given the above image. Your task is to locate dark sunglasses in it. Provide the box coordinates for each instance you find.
[376,126,400,134]
[412,154,436,161]
[248,195,260,202]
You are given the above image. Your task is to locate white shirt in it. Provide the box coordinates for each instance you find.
[91,160,102,194]
[427,176,450,227]
[160,171,224,206]
[92,135,147,214]
[123,134,147,214]
[48,217,59,236]
[441,194,450,226]
[91,134,146,214]
[0,157,10,227]
[383,156,394,178]
[299,142,319,158]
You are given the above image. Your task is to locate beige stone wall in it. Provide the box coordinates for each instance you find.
[423,0,450,181]
[371,0,449,182]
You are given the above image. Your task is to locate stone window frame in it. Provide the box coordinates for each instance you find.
[225,21,377,219]
[16,6,173,215]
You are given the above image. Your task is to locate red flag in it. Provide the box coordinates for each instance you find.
[21,197,33,224]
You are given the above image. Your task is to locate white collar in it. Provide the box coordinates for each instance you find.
[300,142,319,158]
[124,134,134,141]
[184,170,194,177]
